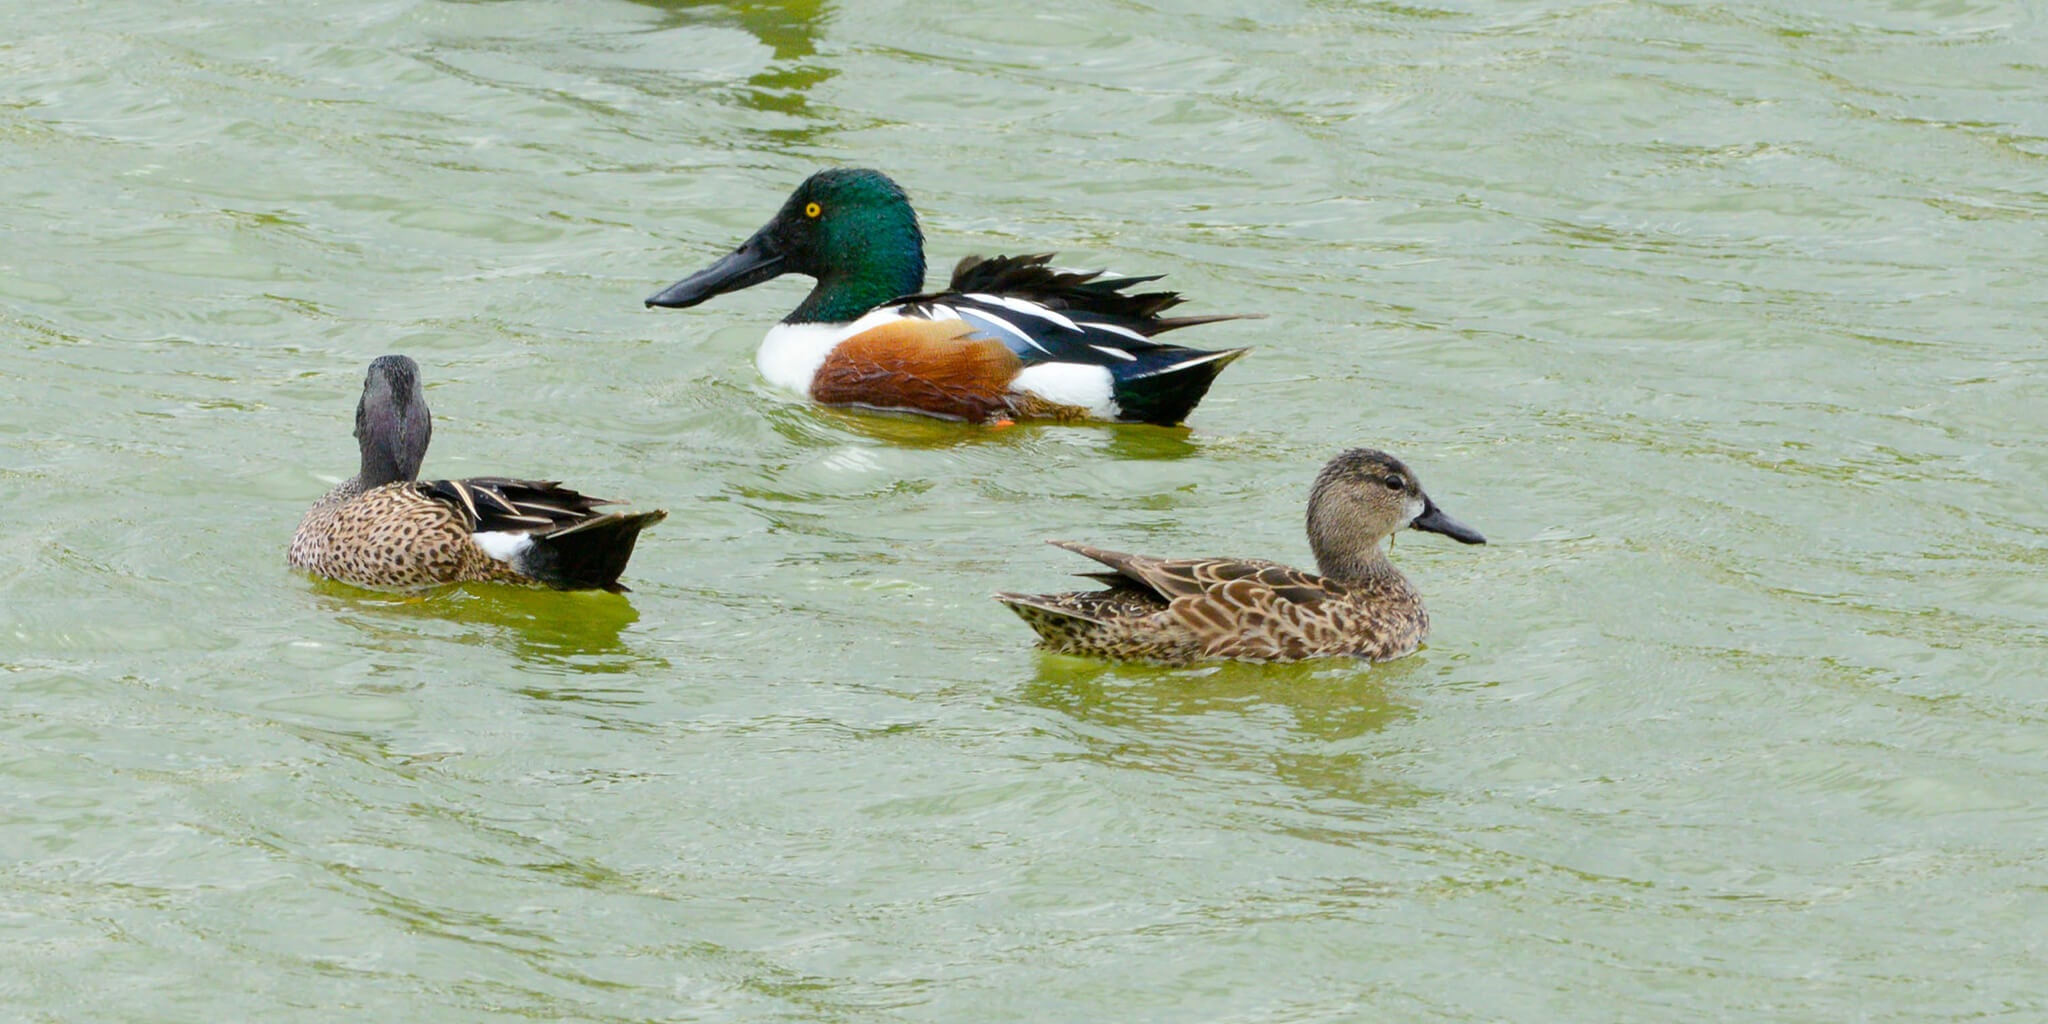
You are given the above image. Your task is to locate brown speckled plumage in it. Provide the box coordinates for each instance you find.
[288,355,664,592]
[995,449,1486,665]
[291,478,516,589]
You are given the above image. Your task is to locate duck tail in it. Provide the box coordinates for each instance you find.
[993,592,1110,646]
[517,510,667,593]
[1111,347,1249,426]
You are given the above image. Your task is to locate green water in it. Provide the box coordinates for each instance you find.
[5,0,2046,1019]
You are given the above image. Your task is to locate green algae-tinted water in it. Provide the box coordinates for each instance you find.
[5,1,2046,1019]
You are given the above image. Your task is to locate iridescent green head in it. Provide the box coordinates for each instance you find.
[647,168,927,324]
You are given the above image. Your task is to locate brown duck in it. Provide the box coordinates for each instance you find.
[289,355,665,592]
[995,448,1485,664]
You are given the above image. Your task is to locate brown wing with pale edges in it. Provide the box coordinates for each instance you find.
[1046,540,1335,606]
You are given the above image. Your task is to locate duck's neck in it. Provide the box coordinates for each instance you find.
[1311,537,1408,589]
[1306,494,1409,588]
[357,449,411,490]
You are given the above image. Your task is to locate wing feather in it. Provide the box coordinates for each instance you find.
[419,477,618,534]
[888,253,1256,374]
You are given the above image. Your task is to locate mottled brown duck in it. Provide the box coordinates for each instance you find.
[996,449,1485,664]
[288,355,664,592]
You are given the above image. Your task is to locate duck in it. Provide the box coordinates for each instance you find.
[288,355,666,592]
[646,168,1251,426]
[995,448,1486,664]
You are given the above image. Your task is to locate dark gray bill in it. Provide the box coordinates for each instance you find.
[1411,499,1485,545]
[646,228,786,309]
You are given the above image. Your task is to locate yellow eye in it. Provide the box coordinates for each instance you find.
[804,202,821,218]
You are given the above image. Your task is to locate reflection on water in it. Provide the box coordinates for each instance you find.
[1024,652,1416,741]
[1020,653,1426,817]
[631,0,832,126]
[761,402,1209,458]
[308,578,661,673]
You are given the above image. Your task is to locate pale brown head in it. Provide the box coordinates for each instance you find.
[354,354,432,488]
[1305,448,1485,580]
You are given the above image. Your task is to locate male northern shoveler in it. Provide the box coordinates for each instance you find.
[289,355,665,592]
[645,168,1250,426]
[995,449,1486,664]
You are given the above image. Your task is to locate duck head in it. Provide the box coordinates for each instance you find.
[646,168,928,324]
[1305,448,1484,579]
[354,354,432,488]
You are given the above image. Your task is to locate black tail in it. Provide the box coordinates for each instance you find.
[517,510,667,593]
[1112,348,1249,426]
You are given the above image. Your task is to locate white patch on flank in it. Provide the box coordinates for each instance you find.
[1014,362,1118,418]
[1074,320,1149,342]
[1089,344,1137,361]
[759,308,894,395]
[473,531,534,563]
[927,303,959,322]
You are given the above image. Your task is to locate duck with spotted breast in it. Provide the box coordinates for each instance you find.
[646,168,1252,426]
[995,449,1486,664]
[289,355,665,592]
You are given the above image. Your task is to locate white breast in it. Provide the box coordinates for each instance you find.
[757,308,907,396]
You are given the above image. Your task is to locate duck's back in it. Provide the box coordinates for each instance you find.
[289,479,517,590]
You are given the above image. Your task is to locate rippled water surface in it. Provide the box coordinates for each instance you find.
[6,0,2046,1019]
